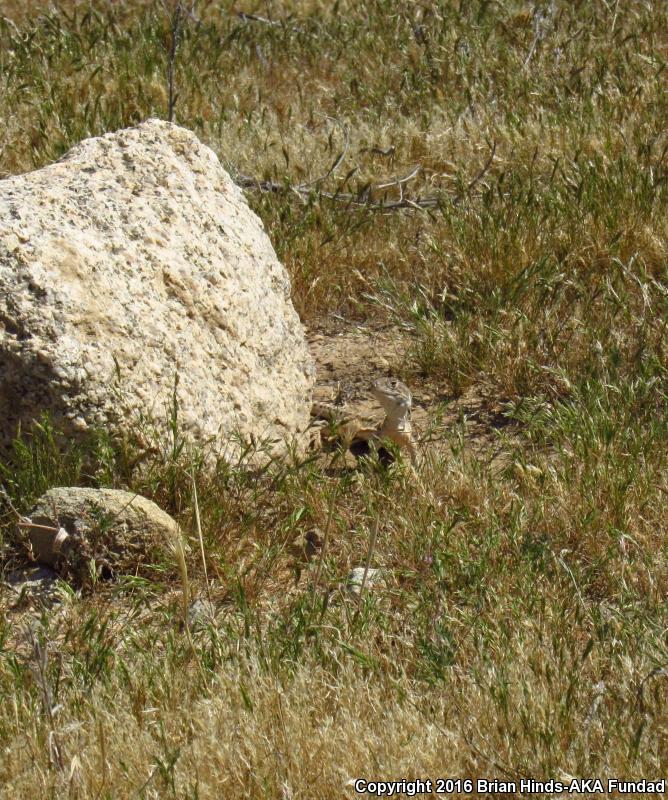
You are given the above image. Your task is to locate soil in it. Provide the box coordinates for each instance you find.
[307,320,519,465]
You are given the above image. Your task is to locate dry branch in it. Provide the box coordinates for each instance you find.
[236,140,496,211]
[236,10,303,33]
[162,1,198,123]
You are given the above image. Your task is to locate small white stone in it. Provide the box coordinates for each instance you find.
[346,567,385,596]
[187,598,216,628]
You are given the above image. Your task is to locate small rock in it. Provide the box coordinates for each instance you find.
[346,566,385,596]
[187,598,216,628]
[21,487,179,585]
[4,565,60,605]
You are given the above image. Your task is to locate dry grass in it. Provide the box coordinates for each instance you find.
[2,645,664,798]
[1,1,668,797]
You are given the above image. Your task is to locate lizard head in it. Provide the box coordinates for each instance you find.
[371,377,412,416]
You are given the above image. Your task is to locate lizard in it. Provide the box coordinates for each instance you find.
[311,377,417,466]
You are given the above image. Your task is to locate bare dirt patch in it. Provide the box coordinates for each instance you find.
[307,321,520,465]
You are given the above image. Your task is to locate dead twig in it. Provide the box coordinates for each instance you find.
[236,140,496,212]
[374,164,421,190]
[523,5,555,70]
[464,139,497,195]
[235,174,438,209]
[237,11,280,26]
[16,521,58,533]
[162,1,198,123]
[236,10,303,33]
[300,121,350,190]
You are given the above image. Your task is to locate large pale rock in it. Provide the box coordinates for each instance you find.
[0,120,314,459]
